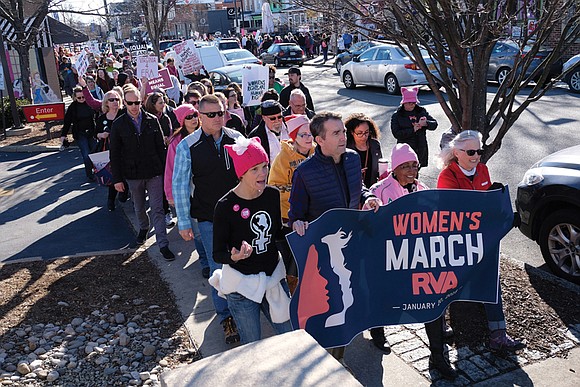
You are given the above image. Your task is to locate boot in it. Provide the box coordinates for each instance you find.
[370,327,391,353]
[489,329,526,352]
[425,317,457,380]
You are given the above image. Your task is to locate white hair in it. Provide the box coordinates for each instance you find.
[437,130,483,168]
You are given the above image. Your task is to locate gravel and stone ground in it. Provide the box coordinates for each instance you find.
[0,252,199,386]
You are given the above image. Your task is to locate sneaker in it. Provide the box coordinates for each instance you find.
[160,246,175,261]
[165,213,175,228]
[489,330,526,352]
[201,267,210,279]
[107,199,115,212]
[136,229,148,245]
[221,316,240,344]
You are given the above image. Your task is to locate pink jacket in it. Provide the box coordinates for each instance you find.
[164,132,185,203]
[369,173,429,205]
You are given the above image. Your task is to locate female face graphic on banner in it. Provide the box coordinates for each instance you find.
[297,244,330,329]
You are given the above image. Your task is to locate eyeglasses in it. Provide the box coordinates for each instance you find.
[200,111,225,118]
[185,113,198,120]
[266,115,283,121]
[296,132,313,138]
[459,149,484,156]
[398,162,420,170]
[190,100,199,106]
[125,100,141,106]
[108,98,120,102]
[76,96,85,100]
[354,131,369,137]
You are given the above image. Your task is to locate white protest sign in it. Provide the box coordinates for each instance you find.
[73,51,90,77]
[242,65,269,106]
[173,39,202,75]
[136,56,159,79]
[89,41,100,56]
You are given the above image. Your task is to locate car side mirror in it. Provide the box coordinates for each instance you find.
[353,56,360,62]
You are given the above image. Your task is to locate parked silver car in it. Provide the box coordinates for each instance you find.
[221,49,262,66]
[562,53,580,93]
[340,44,441,94]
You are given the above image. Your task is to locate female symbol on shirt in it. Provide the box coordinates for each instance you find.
[250,211,272,254]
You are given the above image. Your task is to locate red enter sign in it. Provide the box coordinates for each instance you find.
[22,103,65,123]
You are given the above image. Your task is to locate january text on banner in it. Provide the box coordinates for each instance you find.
[286,188,514,348]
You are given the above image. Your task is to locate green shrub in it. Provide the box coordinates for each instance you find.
[0,97,31,127]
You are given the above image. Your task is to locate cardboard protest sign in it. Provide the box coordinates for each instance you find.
[136,56,159,79]
[242,65,269,106]
[145,68,173,94]
[173,39,202,75]
[287,188,514,348]
[129,43,148,57]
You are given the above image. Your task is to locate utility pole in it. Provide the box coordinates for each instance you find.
[0,32,24,130]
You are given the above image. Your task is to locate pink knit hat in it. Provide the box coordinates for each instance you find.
[284,114,310,140]
[401,86,420,104]
[173,104,198,127]
[391,143,418,170]
[225,137,269,178]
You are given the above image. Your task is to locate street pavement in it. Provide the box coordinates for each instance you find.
[1,59,579,385]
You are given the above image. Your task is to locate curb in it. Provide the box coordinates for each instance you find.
[0,145,62,153]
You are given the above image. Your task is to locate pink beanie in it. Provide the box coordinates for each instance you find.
[284,114,310,140]
[225,137,269,178]
[391,143,418,170]
[401,86,419,104]
[173,104,198,127]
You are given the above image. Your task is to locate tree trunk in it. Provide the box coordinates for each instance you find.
[15,45,32,101]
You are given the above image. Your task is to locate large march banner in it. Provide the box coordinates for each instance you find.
[286,188,514,348]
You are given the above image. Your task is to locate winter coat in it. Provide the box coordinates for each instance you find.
[370,173,429,205]
[346,137,382,188]
[268,140,315,220]
[390,105,437,167]
[61,101,96,140]
[437,161,491,191]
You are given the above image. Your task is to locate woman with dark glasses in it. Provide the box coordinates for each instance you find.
[434,129,525,366]
[96,90,129,211]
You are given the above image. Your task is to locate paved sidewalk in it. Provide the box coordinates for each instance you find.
[117,198,580,386]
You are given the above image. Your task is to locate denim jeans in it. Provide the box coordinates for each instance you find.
[484,284,506,331]
[226,279,293,344]
[76,134,96,178]
[191,218,208,270]
[197,221,231,323]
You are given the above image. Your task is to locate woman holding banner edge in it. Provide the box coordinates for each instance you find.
[365,143,459,379]
[435,131,526,371]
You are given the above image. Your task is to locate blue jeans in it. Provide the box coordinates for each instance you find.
[197,221,231,323]
[226,280,293,344]
[76,134,96,178]
[484,284,506,331]
[191,218,208,270]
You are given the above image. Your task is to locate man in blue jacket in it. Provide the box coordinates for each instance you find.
[288,111,385,364]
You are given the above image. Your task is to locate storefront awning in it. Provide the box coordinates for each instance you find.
[48,17,88,44]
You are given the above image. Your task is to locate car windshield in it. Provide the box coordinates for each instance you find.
[281,45,299,51]
[225,69,243,84]
[160,40,180,51]
[224,51,254,61]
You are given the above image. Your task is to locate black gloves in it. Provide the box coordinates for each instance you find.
[488,182,505,192]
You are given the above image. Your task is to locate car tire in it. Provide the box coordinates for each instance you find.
[567,67,580,93]
[299,62,303,67]
[343,71,356,89]
[384,74,399,95]
[496,67,510,85]
[538,208,580,284]
[336,61,342,74]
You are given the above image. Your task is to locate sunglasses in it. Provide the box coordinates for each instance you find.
[185,113,198,120]
[354,131,369,137]
[296,132,313,138]
[199,111,225,118]
[125,100,141,106]
[108,98,120,102]
[459,149,484,156]
[189,100,198,106]
[267,115,283,121]
[76,96,85,100]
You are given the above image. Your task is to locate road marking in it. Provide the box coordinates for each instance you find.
[0,188,14,196]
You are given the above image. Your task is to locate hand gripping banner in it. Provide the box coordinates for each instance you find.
[286,188,514,348]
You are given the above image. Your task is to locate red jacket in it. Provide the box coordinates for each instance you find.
[437,161,491,191]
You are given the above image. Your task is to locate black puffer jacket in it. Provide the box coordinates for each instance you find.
[109,109,166,182]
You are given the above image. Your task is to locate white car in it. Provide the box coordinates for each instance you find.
[562,53,580,93]
[221,49,261,66]
[340,44,443,94]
